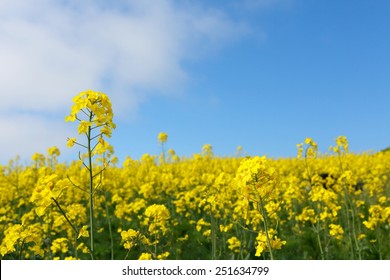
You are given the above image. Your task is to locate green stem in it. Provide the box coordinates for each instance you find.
[161,143,166,164]
[87,113,95,259]
[103,190,114,260]
[51,198,79,236]
[210,213,217,260]
[315,220,325,260]
[19,239,25,260]
[344,190,361,259]
[338,152,361,259]
[259,198,274,260]
[376,227,382,260]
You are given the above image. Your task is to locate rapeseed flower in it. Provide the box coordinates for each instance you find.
[77,225,90,239]
[235,156,277,202]
[121,229,141,250]
[51,237,69,254]
[255,229,286,257]
[143,204,170,235]
[1,131,389,260]
[138,252,153,260]
[158,132,168,143]
[329,224,344,240]
[65,90,116,155]
[227,236,241,253]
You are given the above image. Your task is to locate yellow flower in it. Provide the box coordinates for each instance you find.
[304,138,318,150]
[121,229,145,250]
[66,137,77,148]
[357,234,366,241]
[76,243,90,254]
[271,237,286,250]
[158,132,168,143]
[51,238,69,254]
[296,207,316,224]
[31,153,45,164]
[355,200,365,208]
[77,225,89,239]
[227,236,241,253]
[0,224,22,256]
[255,232,267,257]
[254,229,285,257]
[100,126,112,137]
[47,146,60,157]
[65,90,116,160]
[121,229,139,240]
[138,252,153,260]
[65,114,76,122]
[297,138,318,159]
[219,223,233,232]
[77,121,92,134]
[363,204,390,230]
[235,156,278,202]
[329,224,344,240]
[336,136,348,152]
[30,244,45,257]
[177,234,189,242]
[196,218,210,232]
[142,204,170,235]
[94,137,113,155]
[202,144,213,157]
[378,196,388,204]
[157,252,170,260]
[30,174,67,217]
[330,135,349,154]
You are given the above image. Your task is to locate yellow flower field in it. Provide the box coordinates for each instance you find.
[1,91,389,260]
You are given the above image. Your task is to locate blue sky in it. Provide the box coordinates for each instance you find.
[1,0,389,164]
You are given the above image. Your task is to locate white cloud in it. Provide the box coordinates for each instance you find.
[233,0,294,11]
[0,113,74,162]
[0,0,249,162]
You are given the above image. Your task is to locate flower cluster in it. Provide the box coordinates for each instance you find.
[255,229,286,257]
[65,90,116,160]
[1,142,389,259]
[0,94,389,260]
[235,156,277,202]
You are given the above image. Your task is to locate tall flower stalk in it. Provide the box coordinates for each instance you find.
[331,136,362,259]
[158,132,168,164]
[297,138,326,259]
[65,90,116,259]
[235,156,285,260]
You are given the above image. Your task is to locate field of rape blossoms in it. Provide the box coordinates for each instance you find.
[1,91,389,260]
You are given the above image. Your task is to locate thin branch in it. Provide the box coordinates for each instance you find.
[92,162,110,179]
[79,152,90,170]
[66,175,88,193]
[51,197,79,236]
[80,108,91,118]
[235,220,259,234]
[93,181,102,195]
[90,132,103,141]
[73,141,88,149]
[91,141,99,153]
[90,124,105,131]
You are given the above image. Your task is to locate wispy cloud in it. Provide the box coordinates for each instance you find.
[0,112,73,161]
[0,0,249,161]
